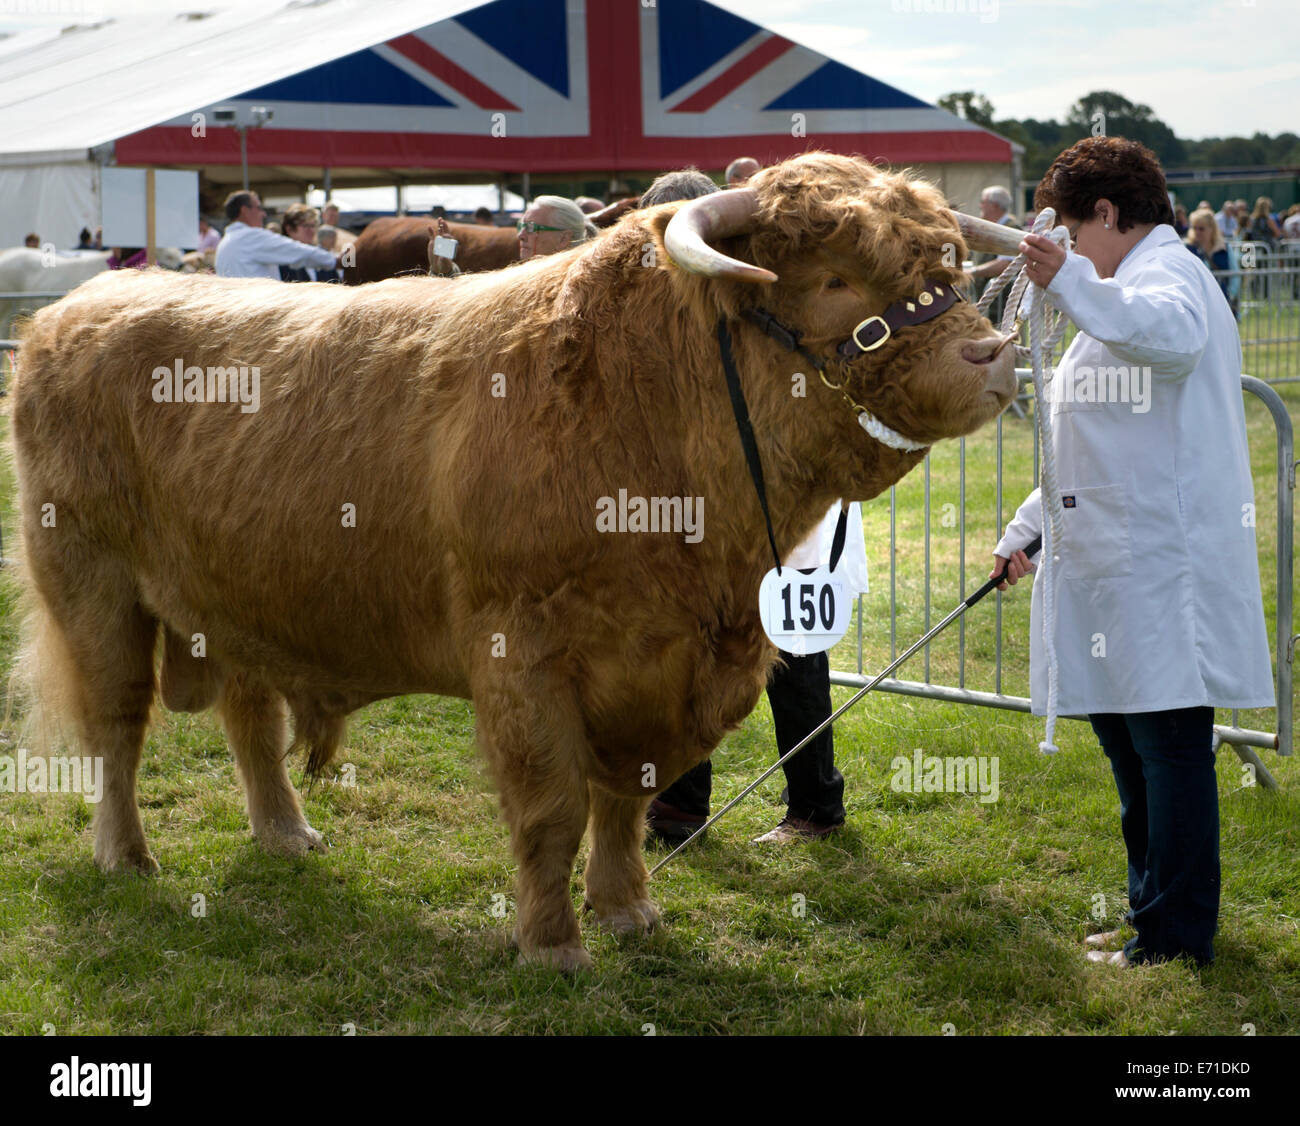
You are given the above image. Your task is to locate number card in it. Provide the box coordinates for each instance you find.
[758,565,850,655]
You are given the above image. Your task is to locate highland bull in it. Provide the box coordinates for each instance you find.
[11,153,1023,970]
[343,216,518,283]
[345,199,639,283]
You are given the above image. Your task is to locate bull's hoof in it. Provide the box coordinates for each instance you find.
[585,897,661,935]
[95,843,161,876]
[516,944,594,973]
[255,821,326,857]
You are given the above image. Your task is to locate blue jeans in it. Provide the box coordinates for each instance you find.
[1089,707,1219,966]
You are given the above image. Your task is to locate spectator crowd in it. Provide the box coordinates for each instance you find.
[35,156,1287,322]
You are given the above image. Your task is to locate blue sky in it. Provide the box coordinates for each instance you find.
[4,0,1296,140]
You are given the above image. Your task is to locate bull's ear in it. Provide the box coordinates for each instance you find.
[663,190,777,284]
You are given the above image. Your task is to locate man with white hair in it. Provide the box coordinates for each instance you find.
[965,185,1019,285]
[1215,199,1238,240]
[515,195,597,261]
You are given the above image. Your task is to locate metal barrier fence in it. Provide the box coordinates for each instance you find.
[1219,239,1300,382]
[832,374,1296,789]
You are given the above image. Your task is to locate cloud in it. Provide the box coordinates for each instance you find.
[722,0,1300,140]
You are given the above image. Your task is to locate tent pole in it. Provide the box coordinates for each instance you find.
[522,171,530,202]
[145,168,156,267]
[238,125,249,191]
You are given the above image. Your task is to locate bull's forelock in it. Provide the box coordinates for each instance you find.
[743,153,968,300]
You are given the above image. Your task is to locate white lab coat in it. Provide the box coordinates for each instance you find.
[787,501,869,595]
[995,224,1273,715]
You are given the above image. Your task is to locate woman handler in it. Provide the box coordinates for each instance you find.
[992,137,1273,967]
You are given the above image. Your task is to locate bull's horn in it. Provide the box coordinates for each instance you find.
[663,188,777,284]
[948,210,1025,257]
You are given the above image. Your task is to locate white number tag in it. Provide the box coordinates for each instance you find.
[758,565,850,655]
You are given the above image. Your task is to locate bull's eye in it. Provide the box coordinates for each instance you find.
[826,276,846,290]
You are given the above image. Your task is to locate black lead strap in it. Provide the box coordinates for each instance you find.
[718,316,853,579]
[718,317,783,574]
[828,503,848,573]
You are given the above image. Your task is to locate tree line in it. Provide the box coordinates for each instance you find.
[938,90,1300,182]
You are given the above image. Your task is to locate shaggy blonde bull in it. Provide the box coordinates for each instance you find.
[11,153,1018,970]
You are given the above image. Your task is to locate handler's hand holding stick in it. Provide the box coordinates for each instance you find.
[649,534,1043,875]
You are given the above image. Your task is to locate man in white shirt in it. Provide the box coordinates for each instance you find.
[215,191,341,280]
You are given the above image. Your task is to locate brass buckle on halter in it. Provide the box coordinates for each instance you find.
[851,316,891,352]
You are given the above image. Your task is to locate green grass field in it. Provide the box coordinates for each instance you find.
[0,371,1296,1037]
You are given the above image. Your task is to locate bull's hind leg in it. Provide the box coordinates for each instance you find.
[86,610,159,875]
[583,786,660,934]
[475,683,592,971]
[217,672,324,857]
[26,562,160,874]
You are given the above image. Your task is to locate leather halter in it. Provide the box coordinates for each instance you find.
[742,279,964,372]
[740,279,965,452]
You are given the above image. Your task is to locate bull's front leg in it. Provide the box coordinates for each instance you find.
[473,657,593,971]
[583,785,660,935]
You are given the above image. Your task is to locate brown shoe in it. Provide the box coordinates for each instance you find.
[646,799,707,845]
[751,816,842,844]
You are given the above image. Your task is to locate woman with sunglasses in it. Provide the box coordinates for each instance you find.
[515,196,598,261]
[991,137,1273,969]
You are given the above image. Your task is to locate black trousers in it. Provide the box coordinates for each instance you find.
[658,650,846,824]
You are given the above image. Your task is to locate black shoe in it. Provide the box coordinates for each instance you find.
[646,798,707,845]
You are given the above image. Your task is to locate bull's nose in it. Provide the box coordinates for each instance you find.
[961,332,1017,366]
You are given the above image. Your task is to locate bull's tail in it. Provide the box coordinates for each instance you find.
[3,556,102,758]
[287,699,347,784]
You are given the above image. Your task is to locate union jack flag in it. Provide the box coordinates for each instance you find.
[119,0,1010,172]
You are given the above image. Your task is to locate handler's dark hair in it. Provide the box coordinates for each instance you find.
[223,190,257,221]
[1034,137,1174,232]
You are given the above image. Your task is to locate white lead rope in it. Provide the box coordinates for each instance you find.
[976,209,1072,753]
